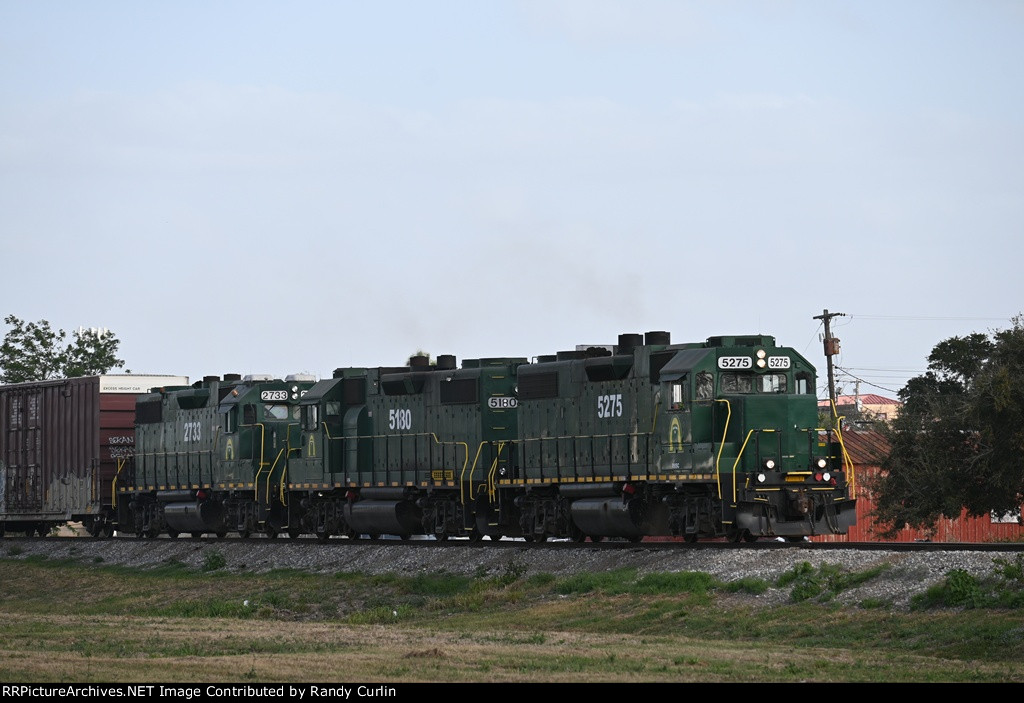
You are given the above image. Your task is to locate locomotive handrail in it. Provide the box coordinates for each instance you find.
[484,443,507,500]
[269,448,287,503]
[319,429,469,488]
[462,440,495,505]
[713,399,730,501]
[728,428,779,503]
[730,429,757,503]
[111,456,128,509]
[830,421,856,496]
[826,399,857,496]
[239,422,269,472]
[130,449,215,488]
[514,432,650,482]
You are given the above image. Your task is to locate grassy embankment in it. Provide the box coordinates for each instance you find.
[2,546,1024,683]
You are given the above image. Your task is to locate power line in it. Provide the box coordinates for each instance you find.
[834,366,902,395]
[848,314,1012,322]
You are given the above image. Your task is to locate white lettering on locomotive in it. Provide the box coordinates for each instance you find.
[388,408,412,430]
[597,393,623,418]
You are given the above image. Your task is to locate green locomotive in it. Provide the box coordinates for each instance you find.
[289,355,525,540]
[117,373,317,538]
[502,331,855,542]
[115,330,855,543]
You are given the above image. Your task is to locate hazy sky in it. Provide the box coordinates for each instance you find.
[2,1,1021,399]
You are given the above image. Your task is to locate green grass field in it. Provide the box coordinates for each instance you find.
[2,550,1024,683]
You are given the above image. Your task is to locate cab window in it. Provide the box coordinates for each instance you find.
[720,373,752,394]
[795,372,813,395]
[759,374,787,393]
[670,377,685,409]
[264,404,289,420]
[302,405,319,431]
[696,372,713,399]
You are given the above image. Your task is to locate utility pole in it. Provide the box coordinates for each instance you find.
[813,309,845,410]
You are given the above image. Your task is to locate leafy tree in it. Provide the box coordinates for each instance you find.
[0,315,129,383]
[872,316,1024,538]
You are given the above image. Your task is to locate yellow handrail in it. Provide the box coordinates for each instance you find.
[480,441,508,501]
[829,399,856,496]
[111,456,127,509]
[730,430,756,503]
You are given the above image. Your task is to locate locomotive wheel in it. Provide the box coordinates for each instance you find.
[239,529,250,539]
[288,528,301,539]
[468,529,483,542]
[167,530,180,539]
[727,526,748,543]
[37,524,49,537]
[685,533,698,544]
[568,522,586,543]
[191,532,203,539]
[434,534,448,542]
[744,532,759,543]
[589,535,605,543]
[317,531,330,542]
[265,527,278,539]
[627,535,643,543]
[399,534,411,541]
[215,530,227,539]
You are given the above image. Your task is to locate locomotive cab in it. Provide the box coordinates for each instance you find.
[702,337,855,540]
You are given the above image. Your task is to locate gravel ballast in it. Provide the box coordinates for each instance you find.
[6,536,1020,611]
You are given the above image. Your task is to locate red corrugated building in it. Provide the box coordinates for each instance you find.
[814,428,1024,543]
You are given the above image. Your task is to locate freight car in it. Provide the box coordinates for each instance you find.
[108,330,856,542]
[0,374,188,537]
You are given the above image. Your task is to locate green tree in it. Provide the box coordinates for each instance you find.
[0,315,129,383]
[872,316,1024,538]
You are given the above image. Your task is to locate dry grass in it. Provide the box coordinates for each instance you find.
[3,555,1024,683]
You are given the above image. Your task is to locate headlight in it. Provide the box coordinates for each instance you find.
[764,459,776,470]
[757,473,766,483]
[817,458,827,469]
[822,472,831,482]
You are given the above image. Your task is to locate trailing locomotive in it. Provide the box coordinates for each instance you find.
[1,330,857,543]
